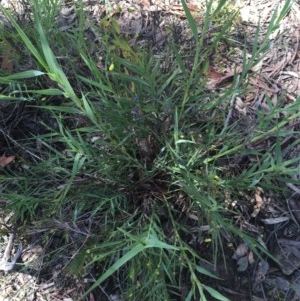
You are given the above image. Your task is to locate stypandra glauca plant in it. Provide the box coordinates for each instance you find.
[0,0,295,300]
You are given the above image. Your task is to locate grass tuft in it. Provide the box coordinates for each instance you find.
[0,0,297,300]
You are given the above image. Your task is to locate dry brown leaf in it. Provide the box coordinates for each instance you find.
[250,75,279,94]
[260,216,290,225]
[237,256,249,272]
[287,193,300,223]
[235,97,247,115]
[255,260,269,280]
[251,188,265,217]
[0,155,15,168]
[89,293,95,301]
[248,250,255,265]
[232,243,248,260]
[205,66,243,89]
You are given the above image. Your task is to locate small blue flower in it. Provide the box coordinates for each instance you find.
[131,96,141,122]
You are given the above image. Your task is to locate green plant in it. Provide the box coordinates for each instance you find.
[0,0,297,300]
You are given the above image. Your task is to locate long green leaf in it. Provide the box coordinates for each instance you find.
[0,70,45,81]
[27,88,65,95]
[82,243,145,298]
[181,0,198,40]
[204,284,231,301]
[0,8,47,70]
[195,264,221,279]
[36,21,81,107]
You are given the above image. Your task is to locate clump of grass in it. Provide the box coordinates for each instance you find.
[0,0,297,300]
